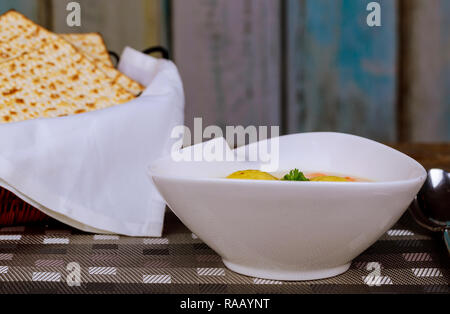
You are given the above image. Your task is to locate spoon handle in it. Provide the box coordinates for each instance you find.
[408,199,442,232]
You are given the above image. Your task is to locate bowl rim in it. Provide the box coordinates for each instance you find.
[149,132,427,186]
[150,173,426,188]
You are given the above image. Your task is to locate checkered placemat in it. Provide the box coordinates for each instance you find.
[0,210,448,294]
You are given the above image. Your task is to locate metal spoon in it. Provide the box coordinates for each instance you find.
[409,168,450,253]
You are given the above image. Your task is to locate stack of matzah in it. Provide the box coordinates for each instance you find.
[61,33,145,95]
[61,33,115,67]
[0,10,145,225]
[0,10,144,125]
[0,39,184,235]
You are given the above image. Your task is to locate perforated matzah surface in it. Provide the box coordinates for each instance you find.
[61,33,113,67]
[0,37,134,123]
[62,33,145,96]
[0,11,144,96]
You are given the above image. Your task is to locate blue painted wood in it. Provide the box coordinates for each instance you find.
[0,0,39,21]
[286,0,397,142]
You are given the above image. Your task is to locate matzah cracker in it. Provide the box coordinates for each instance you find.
[0,11,144,96]
[0,10,59,62]
[61,33,113,67]
[102,61,145,96]
[0,37,135,123]
[61,33,145,96]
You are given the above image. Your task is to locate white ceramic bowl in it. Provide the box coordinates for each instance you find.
[149,133,426,281]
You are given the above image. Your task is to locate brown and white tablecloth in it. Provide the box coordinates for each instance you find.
[0,210,448,294]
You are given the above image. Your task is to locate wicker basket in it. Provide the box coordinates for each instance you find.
[0,47,169,228]
[0,188,49,226]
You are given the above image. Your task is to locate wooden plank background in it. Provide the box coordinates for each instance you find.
[399,0,450,142]
[0,0,166,55]
[0,0,42,22]
[443,0,450,141]
[173,0,281,144]
[0,0,449,142]
[286,0,397,142]
[51,0,165,56]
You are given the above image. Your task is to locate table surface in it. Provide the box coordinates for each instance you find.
[0,143,449,294]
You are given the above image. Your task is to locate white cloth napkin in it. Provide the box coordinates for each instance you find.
[0,47,184,237]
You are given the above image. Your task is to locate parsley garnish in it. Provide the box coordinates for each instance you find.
[282,169,309,181]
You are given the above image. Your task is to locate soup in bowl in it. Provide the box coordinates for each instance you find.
[148,132,426,281]
[226,169,371,182]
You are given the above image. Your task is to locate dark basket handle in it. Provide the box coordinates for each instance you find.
[108,46,170,67]
[108,50,120,66]
[142,46,170,60]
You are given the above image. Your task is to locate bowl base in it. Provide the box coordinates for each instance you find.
[222,260,351,281]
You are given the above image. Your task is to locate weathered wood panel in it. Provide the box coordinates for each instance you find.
[3,0,449,143]
[51,0,166,56]
[286,0,397,142]
[173,0,281,142]
[0,0,41,23]
[443,0,450,141]
[399,0,450,142]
